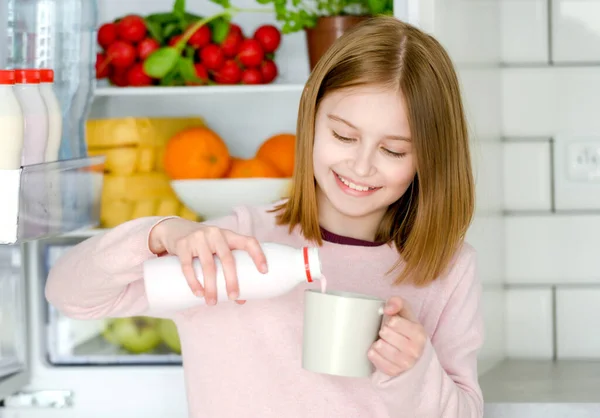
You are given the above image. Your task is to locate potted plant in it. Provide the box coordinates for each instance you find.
[258,0,393,70]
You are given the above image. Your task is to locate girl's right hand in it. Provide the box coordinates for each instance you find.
[149,217,268,305]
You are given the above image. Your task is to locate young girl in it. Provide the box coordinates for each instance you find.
[46,16,483,418]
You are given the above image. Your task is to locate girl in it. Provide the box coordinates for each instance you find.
[46,16,483,418]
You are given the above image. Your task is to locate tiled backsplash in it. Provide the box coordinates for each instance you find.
[502,0,600,359]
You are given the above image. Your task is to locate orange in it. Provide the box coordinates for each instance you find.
[255,133,295,177]
[227,158,281,179]
[163,127,230,180]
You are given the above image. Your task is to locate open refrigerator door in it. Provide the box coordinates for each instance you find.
[42,241,182,366]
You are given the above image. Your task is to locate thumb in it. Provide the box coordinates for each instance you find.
[384,297,416,322]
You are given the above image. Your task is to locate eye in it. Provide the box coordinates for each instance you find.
[332,130,355,143]
[382,148,406,158]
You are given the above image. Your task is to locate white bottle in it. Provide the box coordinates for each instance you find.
[0,70,24,170]
[39,69,62,163]
[13,69,49,166]
[143,242,323,312]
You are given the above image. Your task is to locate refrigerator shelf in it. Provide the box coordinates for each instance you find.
[0,157,105,245]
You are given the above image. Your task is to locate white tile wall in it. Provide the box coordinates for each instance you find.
[556,287,600,358]
[506,215,600,284]
[551,0,600,63]
[501,0,549,64]
[503,140,552,211]
[502,0,600,359]
[506,288,554,359]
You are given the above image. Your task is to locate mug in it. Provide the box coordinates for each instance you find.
[302,289,385,378]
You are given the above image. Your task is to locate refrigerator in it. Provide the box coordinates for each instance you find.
[0,0,505,417]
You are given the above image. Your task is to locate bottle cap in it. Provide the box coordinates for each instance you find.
[302,247,322,282]
[40,69,54,83]
[14,69,41,84]
[0,70,15,84]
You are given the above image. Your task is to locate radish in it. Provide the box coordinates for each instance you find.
[241,68,263,85]
[106,41,136,69]
[117,15,147,43]
[137,38,160,61]
[200,44,225,71]
[97,23,118,49]
[127,63,153,87]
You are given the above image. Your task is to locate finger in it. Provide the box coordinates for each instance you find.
[384,297,416,322]
[212,233,239,301]
[386,315,426,345]
[176,240,203,297]
[235,299,246,305]
[225,233,267,274]
[196,234,218,305]
[371,339,413,371]
[368,344,404,376]
[378,324,411,352]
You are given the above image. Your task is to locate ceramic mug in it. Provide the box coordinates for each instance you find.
[302,289,385,378]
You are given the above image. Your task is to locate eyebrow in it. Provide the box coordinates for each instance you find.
[327,114,411,142]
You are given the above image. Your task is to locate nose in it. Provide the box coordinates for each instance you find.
[350,144,376,177]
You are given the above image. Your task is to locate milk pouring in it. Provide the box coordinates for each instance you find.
[143,242,324,312]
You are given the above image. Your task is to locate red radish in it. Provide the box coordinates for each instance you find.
[117,15,147,43]
[188,25,211,49]
[97,23,118,49]
[168,35,183,47]
[109,67,129,87]
[214,60,242,84]
[137,38,160,60]
[95,53,112,79]
[229,24,243,36]
[106,41,136,68]
[186,64,209,85]
[221,30,243,58]
[253,25,281,53]
[260,59,278,83]
[237,39,264,68]
[200,44,225,71]
[127,63,153,86]
[241,68,262,85]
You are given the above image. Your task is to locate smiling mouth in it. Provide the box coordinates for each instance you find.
[334,172,381,192]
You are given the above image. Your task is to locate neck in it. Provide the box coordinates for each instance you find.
[317,188,386,242]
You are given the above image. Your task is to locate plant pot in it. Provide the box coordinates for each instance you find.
[304,16,370,71]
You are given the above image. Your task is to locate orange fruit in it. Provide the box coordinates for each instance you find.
[255,133,295,177]
[163,127,230,180]
[227,158,281,179]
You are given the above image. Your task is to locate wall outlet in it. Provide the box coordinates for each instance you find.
[567,141,600,182]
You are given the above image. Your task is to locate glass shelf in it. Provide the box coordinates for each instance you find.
[0,157,105,245]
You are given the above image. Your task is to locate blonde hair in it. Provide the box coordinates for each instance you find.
[275,16,474,287]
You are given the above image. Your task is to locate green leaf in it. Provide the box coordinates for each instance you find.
[163,23,180,39]
[144,18,164,44]
[178,56,206,85]
[209,0,231,8]
[143,47,181,78]
[146,12,179,25]
[160,67,183,86]
[211,18,230,44]
[184,45,196,58]
[366,0,388,14]
[173,0,186,17]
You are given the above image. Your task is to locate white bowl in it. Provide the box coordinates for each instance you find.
[170,178,292,220]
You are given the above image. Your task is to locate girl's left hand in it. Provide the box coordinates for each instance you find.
[368,296,427,377]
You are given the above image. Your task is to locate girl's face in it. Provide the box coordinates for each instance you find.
[312,86,416,237]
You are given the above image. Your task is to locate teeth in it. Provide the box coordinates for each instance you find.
[337,174,375,192]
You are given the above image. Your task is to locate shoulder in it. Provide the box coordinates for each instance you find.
[229,200,287,235]
[433,241,479,299]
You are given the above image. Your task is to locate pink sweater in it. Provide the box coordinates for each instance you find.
[45,204,484,418]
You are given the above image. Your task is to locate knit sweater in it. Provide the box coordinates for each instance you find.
[45,203,484,418]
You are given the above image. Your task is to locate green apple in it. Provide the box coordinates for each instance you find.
[104,317,161,354]
[158,319,181,354]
